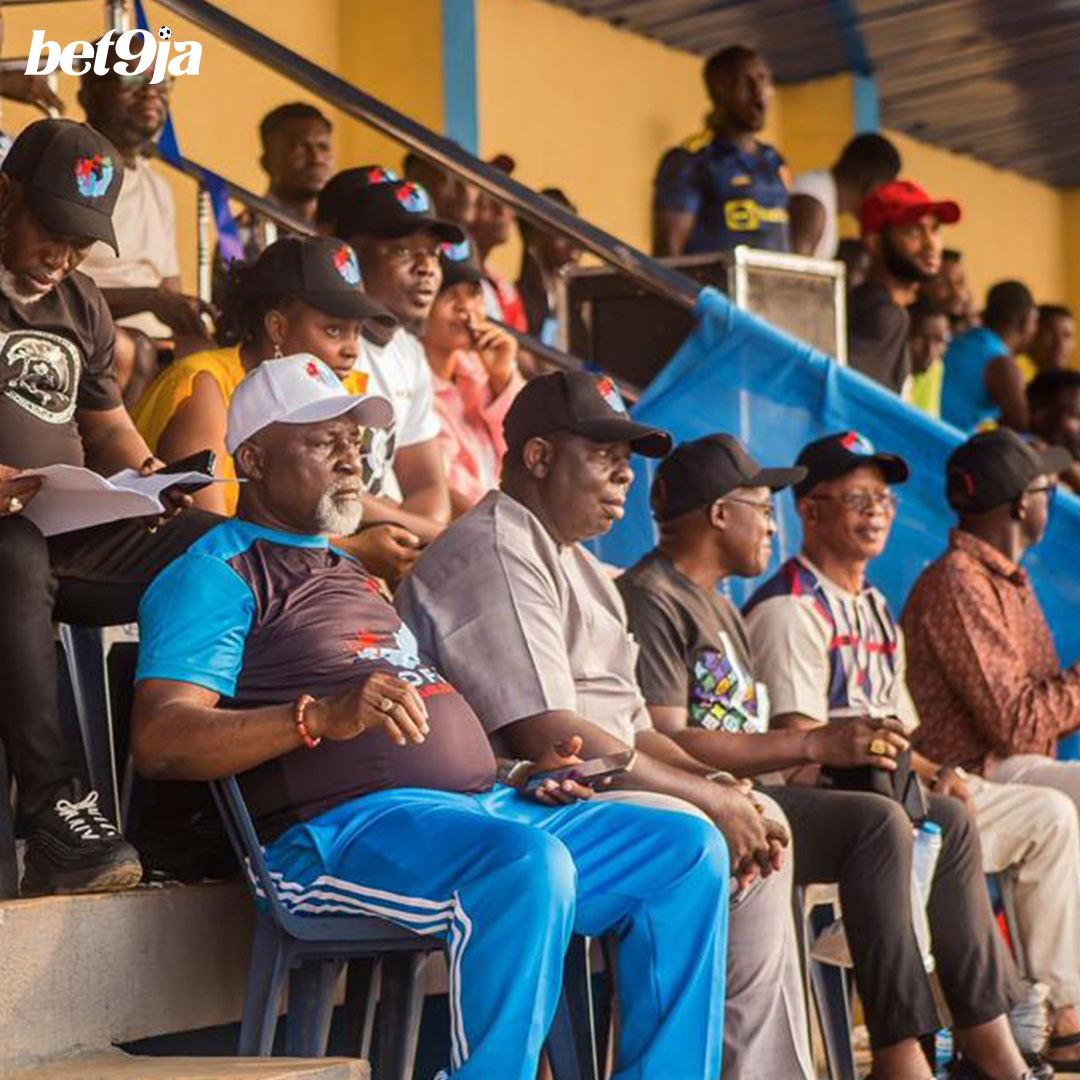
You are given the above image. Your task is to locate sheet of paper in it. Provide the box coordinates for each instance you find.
[17,464,163,537]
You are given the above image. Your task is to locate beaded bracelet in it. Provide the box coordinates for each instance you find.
[293,693,322,749]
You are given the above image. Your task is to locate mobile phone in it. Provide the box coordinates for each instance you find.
[160,449,217,477]
[523,749,636,792]
[159,449,217,493]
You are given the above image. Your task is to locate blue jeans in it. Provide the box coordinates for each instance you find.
[264,784,729,1080]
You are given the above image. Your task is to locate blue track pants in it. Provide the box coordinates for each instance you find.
[264,784,729,1079]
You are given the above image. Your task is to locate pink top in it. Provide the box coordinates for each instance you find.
[432,350,525,507]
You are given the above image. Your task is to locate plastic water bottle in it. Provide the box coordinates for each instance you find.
[934,1027,954,1078]
[910,820,943,973]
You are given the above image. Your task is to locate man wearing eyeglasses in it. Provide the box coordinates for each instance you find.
[902,429,1080,805]
[747,429,1080,1077]
[78,37,211,404]
[619,433,1053,1080]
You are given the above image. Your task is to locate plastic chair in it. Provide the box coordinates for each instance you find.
[211,776,597,1079]
[58,624,122,825]
[794,885,858,1080]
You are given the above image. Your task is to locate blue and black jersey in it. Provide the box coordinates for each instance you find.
[654,129,791,254]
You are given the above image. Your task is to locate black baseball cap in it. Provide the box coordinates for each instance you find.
[2,119,123,253]
[651,435,806,521]
[438,237,483,289]
[334,179,465,244]
[315,165,398,230]
[241,236,396,329]
[793,431,909,497]
[946,427,1072,513]
[504,370,672,458]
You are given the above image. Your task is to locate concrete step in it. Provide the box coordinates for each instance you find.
[6,1049,368,1080]
[0,882,254,1072]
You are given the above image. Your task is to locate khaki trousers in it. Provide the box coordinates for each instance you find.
[970,773,1080,1008]
[596,789,813,1080]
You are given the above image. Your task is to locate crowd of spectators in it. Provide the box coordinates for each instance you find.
[1,29,1080,1080]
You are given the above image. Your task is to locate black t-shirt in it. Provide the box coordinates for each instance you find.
[0,269,120,468]
[618,551,768,733]
[137,519,498,840]
[847,280,911,394]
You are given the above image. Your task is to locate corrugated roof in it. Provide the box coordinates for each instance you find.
[545,0,1080,186]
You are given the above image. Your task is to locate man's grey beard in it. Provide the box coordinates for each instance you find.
[0,263,46,306]
[314,478,364,536]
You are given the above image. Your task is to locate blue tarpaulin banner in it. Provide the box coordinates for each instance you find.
[590,288,1080,754]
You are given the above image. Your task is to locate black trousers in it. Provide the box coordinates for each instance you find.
[767,784,1020,1049]
[0,511,219,819]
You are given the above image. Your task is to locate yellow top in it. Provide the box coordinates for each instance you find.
[135,346,368,516]
[908,359,944,420]
[1016,353,1039,384]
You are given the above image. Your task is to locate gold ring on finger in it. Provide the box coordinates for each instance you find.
[378,696,396,714]
[870,738,889,756]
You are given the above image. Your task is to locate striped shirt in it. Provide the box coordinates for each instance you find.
[743,555,920,730]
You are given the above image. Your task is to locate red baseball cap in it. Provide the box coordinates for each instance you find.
[860,179,961,237]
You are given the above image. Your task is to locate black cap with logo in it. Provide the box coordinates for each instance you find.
[793,431,909,498]
[504,370,672,458]
[333,179,465,245]
[651,434,806,521]
[946,427,1072,513]
[438,237,484,289]
[315,165,399,231]
[240,235,396,329]
[2,119,123,253]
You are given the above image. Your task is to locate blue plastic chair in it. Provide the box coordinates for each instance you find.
[211,776,597,1079]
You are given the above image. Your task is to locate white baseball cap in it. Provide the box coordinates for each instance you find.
[225,354,393,455]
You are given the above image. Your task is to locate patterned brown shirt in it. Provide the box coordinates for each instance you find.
[900,529,1080,771]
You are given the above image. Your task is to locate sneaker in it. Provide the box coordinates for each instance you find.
[21,789,143,896]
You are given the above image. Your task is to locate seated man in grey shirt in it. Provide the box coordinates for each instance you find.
[396,370,814,1080]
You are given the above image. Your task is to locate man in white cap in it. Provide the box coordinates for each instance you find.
[130,353,730,1080]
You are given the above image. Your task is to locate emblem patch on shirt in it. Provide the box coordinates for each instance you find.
[360,422,394,496]
[0,329,81,423]
[74,153,114,199]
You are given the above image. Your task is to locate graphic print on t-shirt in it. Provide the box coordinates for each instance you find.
[360,422,395,496]
[0,329,81,423]
[344,620,454,697]
[691,630,768,734]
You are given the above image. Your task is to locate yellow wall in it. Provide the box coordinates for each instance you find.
[475,0,715,274]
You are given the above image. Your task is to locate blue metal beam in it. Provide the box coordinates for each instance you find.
[827,0,880,131]
[442,0,479,152]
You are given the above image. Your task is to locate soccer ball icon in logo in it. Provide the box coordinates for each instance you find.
[158,26,172,40]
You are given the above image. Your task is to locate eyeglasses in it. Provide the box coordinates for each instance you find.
[808,491,900,515]
[724,495,777,523]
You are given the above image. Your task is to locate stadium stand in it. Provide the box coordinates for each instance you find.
[4,1,1080,1078]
